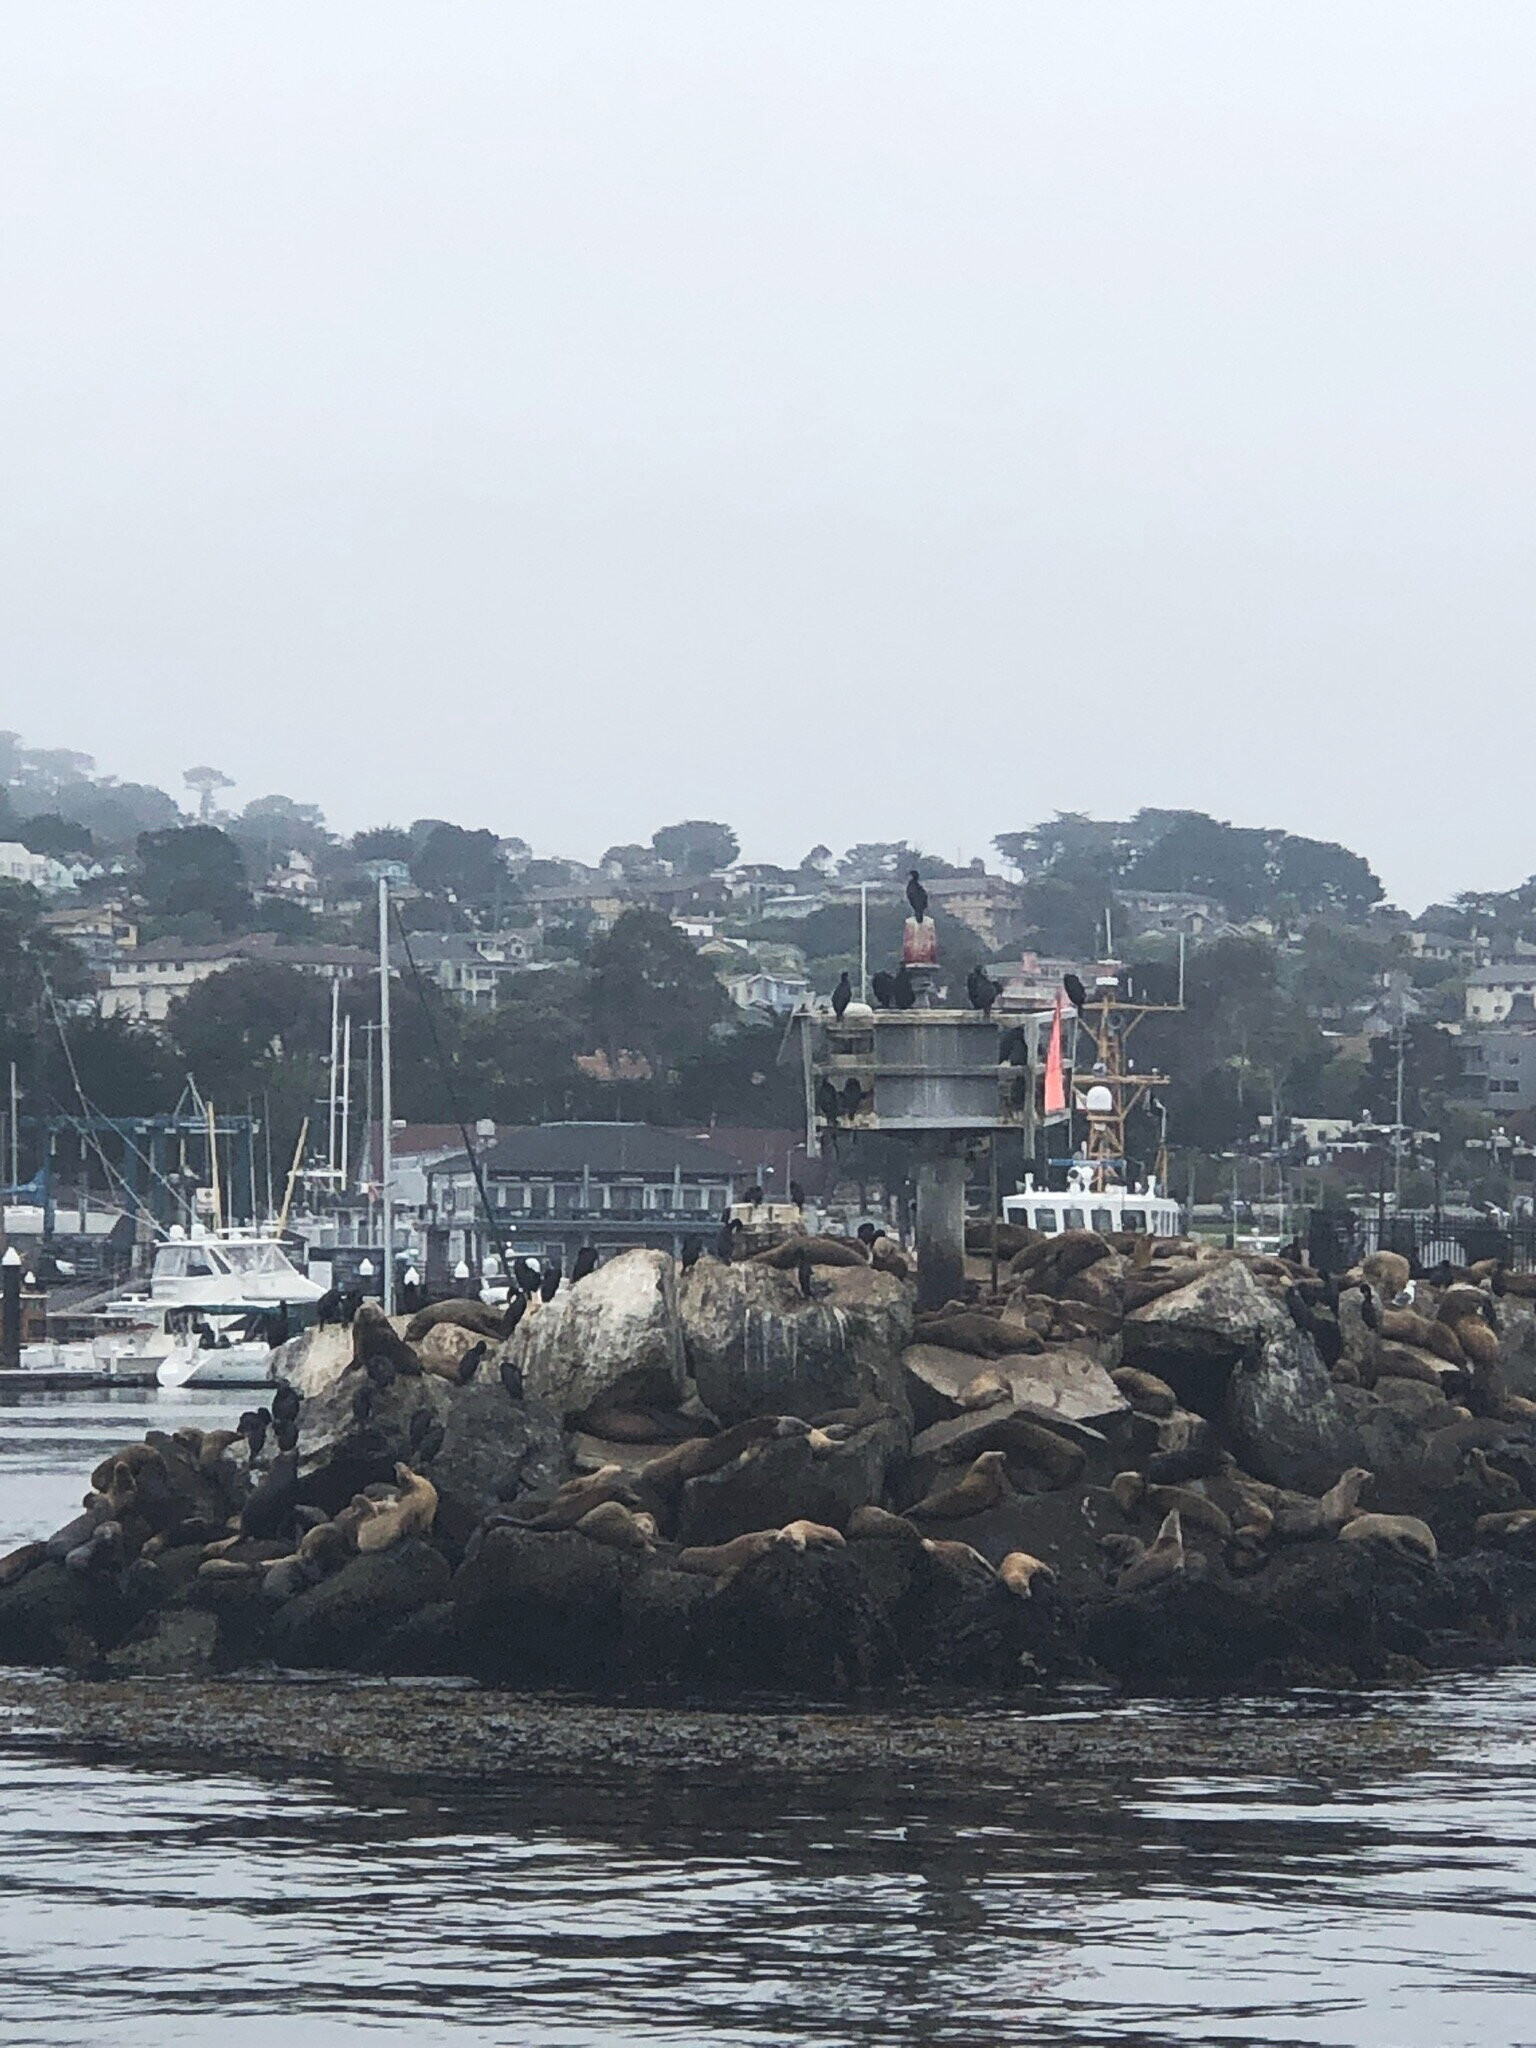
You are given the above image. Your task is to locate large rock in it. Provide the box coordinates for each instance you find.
[0,1559,129,1667]
[1123,1258,1289,1414]
[1497,1300,1536,1400]
[675,1413,908,1544]
[427,1382,567,1542]
[680,1261,911,1427]
[266,1540,452,1669]
[903,1343,1125,1436]
[504,1249,685,1421]
[453,1524,631,1680]
[690,1544,904,1692]
[269,1321,364,1401]
[1223,1326,1368,1491]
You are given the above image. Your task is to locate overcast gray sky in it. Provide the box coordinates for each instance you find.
[3,4,1532,909]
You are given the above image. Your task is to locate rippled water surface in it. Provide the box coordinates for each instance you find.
[1,1393,1535,2046]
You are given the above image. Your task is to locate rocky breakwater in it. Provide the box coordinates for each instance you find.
[9,1233,1536,1699]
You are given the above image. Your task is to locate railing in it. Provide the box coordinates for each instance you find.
[1309,1209,1536,1274]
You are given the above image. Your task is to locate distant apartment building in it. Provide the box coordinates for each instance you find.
[1115,889,1224,940]
[39,901,139,973]
[1465,965,1536,1025]
[395,930,535,1008]
[102,933,373,1024]
[725,968,811,1015]
[1463,996,1536,1110]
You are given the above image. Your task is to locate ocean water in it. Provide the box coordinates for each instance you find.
[0,1391,1533,2048]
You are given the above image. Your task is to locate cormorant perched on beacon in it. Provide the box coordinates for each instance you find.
[966,966,1003,1018]
[906,869,929,923]
[840,1078,864,1118]
[831,972,852,1020]
[891,964,916,1010]
[816,1077,841,1126]
[1062,972,1088,1013]
[870,970,896,1008]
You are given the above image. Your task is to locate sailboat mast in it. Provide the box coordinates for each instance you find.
[378,877,395,1315]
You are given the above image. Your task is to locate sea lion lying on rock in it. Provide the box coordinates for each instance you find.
[1337,1513,1437,1563]
[573,1501,659,1552]
[907,1450,1011,1521]
[676,1529,783,1577]
[1110,1472,1233,1541]
[847,1505,924,1545]
[998,1551,1056,1599]
[355,1466,438,1553]
[1110,1367,1177,1417]
[779,1519,845,1551]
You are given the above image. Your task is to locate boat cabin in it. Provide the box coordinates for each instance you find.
[1002,1166,1182,1239]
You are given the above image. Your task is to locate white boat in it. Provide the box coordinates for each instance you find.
[21,1224,319,1383]
[1002,1165,1183,1238]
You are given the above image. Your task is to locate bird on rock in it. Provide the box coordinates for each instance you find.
[499,1353,524,1402]
[681,1234,703,1272]
[715,1216,743,1263]
[832,971,853,1020]
[501,1292,528,1339]
[966,965,1003,1018]
[270,1382,301,1429]
[571,1246,598,1284]
[513,1257,543,1296]
[539,1264,561,1303]
[906,869,929,923]
[455,1339,487,1386]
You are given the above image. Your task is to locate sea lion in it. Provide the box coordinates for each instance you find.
[676,1529,782,1577]
[573,1501,659,1552]
[998,1551,1056,1599]
[956,1369,1012,1412]
[351,1301,423,1378]
[64,1520,123,1575]
[519,1464,644,1530]
[403,1297,506,1344]
[778,1519,845,1551]
[1113,1509,1185,1595]
[637,1416,802,1493]
[907,1450,1011,1522]
[197,1554,259,1581]
[578,1407,699,1445]
[1475,1507,1536,1550]
[921,1537,996,1582]
[1465,1447,1523,1512]
[1110,1367,1177,1417]
[1452,1318,1500,1369]
[1362,1250,1411,1300]
[1338,1512,1437,1563]
[1271,1466,1372,1542]
[846,1505,924,1544]
[355,1465,438,1553]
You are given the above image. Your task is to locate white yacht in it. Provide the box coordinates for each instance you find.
[22,1225,323,1387]
[1002,1165,1183,1238]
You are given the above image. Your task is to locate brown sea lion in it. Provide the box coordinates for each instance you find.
[1271,1466,1372,1542]
[676,1530,782,1577]
[956,1369,1012,1412]
[907,1450,1010,1521]
[1113,1509,1185,1595]
[778,1519,845,1551]
[846,1505,924,1543]
[998,1551,1056,1599]
[920,1537,995,1581]
[1110,1367,1177,1417]
[1338,1512,1437,1563]
[355,1466,438,1553]
[574,1501,659,1552]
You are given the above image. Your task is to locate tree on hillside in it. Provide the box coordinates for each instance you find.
[48,778,180,847]
[183,766,235,821]
[228,795,330,866]
[601,843,665,879]
[409,824,507,910]
[167,963,331,1160]
[352,827,414,865]
[17,813,93,858]
[651,820,739,875]
[587,908,729,1072]
[136,826,250,930]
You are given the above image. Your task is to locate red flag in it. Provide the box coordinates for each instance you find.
[1043,992,1066,1116]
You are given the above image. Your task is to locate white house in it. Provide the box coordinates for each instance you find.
[102,934,373,1024]
[1466,964,1536,1025]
